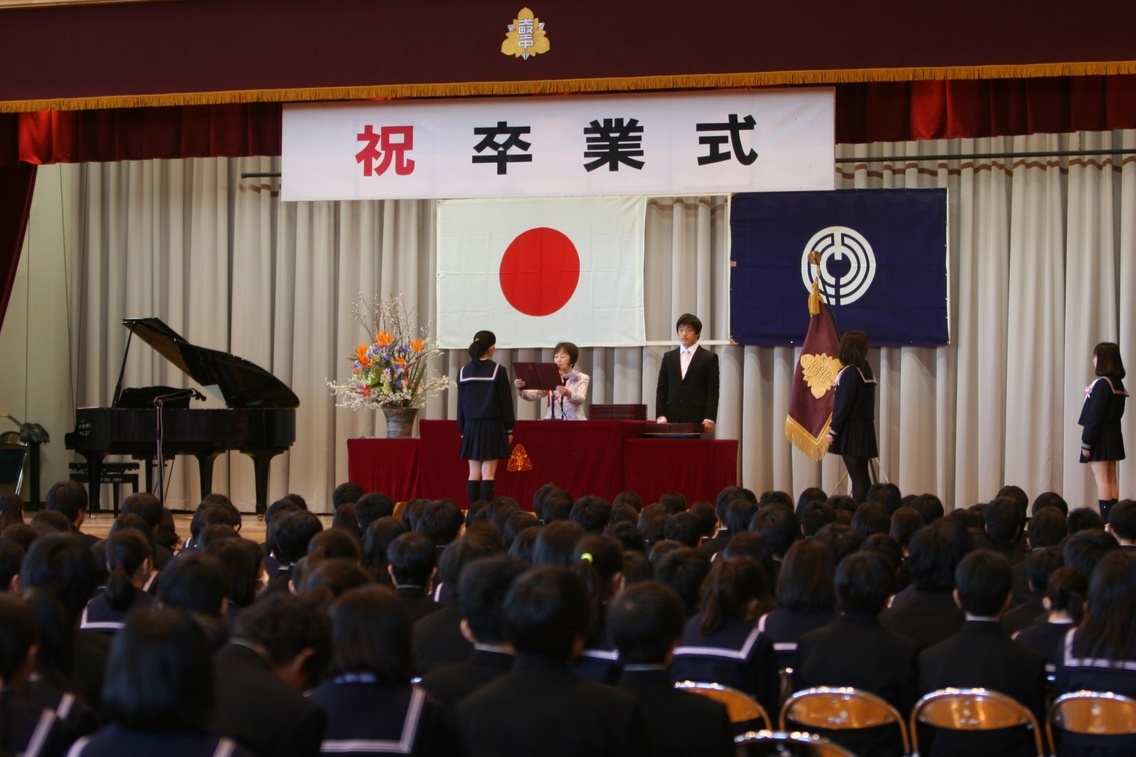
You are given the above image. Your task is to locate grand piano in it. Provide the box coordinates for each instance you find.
[65,318,299,514]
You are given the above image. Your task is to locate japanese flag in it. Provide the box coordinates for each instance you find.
[436,197,647,348]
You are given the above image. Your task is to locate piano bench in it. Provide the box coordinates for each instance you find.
[69,462,140,517]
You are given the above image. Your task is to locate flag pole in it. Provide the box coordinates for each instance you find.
[809,251,842,339]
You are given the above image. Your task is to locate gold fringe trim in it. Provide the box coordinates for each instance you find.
[4,60,1136,113]
[785,415,832,462]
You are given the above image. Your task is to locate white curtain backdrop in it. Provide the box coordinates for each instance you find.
[67,131,1136,512]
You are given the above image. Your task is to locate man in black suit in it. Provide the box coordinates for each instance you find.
[916,549,1047,757]
[655,313,720,433]
[455,565,650,757]
[212,592,329,757]
[794,550,918,757]
[610,580,734,756]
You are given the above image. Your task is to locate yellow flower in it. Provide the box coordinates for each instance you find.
[410,338,425,352]
[376,331,394,347]
[356,345,371,367]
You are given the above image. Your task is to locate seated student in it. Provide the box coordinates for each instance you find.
[1002,546,1063,635]
[412,537,499,677]
[1011,505,1067,603]
[532,520,585,567]
[1106,497,1136,547]
[157,551,230,650]
[749,507,801,585]
[212,592,329,757]
[570,496,613,535]
[309,586,455,756]
[81,529,156,635]
[651,545,711,619]
[455,566,649,757]
[419,555,526,711]
[917,550,1046,757]
[204,536,265,633]
[44,480,99,548]
[669,557,780,718]
[387,531,442,623]
[416,498,466,552]
[1012,565,1087,677]
[362,516,405,585]
[1052,550,1136,755]
[257,497,301,571]
[69,608,253,756]
[570,534,625,683]
[794,551,918,757]
[984,496,1028,565]
[354,492,396,534]
[118,492,174,570]
[332,482,364,510]
[183,494,241,553]
[880,519,971,652]
[756,539,838,674]
[0,594,89,756]
[21,532,108,711]
[265,510,324,593]
[609,581,734,756]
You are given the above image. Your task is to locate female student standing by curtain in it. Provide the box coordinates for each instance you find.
[1079,341,1127,519]
[828,330,879,504]
[457,330,515,506]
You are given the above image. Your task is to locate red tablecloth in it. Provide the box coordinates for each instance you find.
[346,420,739,508]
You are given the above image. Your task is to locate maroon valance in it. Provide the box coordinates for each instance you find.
[6,76,1136,168]
[1,0,1134,112]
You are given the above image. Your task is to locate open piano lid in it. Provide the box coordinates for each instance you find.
[124,317,300,409]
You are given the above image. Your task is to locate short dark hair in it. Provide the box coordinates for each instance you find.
[652,546,711,618]
[1068,507,1105,535]
[327,586,411,683]
[866,482,903,514]
[204,537,263,607]
[664,512,703,548]
[675,313,702,335]
[609,580,685,665]
[613,490,644,513]
[272,510,324,565]
[1031,491,1068,517]
[888,507,924,548]
[532,520,585,568]
[386,531,438,585]
[553,341,579,367]
[355,492,396,531]
[835,550,896,615]
[503,511,540,550]
[910,494,945,524]
[777,539,835,613]
[235,592,331,682]
[751,507,801,558]
[44,480,88,523]
[20,533,98,619]
[418,497,465,545]
[459,554,528,644]
[906,520,974,592]
[1108,499,1136,541]
[104,608,214,731]
[1025,546,1064,597]
[688,501,717,538]
[984,496,1024,542]
[120,491,163,531]
[800,501,836,538]
[837,330,869,369]
[758,490,795,513]
[851,502,891,540]
[604,521,646,552]
[1094,341,1126,379]
[1062,528,1119,577]
[658,492,688,515]
[540,489,574,523]
[332,482,364,508]
[1026,506,1067,547]
[307,528,363,562]
[437,537,500,598]
[954,549,1012,617]
[569,496,612,534]
[813,523,863,566]
[503,565,590,659]
[157,551,228,617]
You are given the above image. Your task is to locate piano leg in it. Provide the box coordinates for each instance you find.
[77,451,108,513]
[242,449,283,516]
[193,451,222,504]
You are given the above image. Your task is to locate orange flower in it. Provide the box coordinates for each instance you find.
[376,331,394,347]
[360,385,372,397]
[410,338,425,352]
[394,356,407,367]
[356,345,371,367]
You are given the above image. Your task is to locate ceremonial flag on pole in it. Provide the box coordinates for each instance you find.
[786,256,842,461]
[436,197,646,349]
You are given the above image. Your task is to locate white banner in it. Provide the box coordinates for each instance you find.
[436,197,646,349]
[282,89,834,201]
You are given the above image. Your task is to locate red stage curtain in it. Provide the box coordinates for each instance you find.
[0,162,37,332]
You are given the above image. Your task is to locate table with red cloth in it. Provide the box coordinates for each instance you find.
[346,420,739,508]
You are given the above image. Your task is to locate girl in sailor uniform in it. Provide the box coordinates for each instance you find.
[827,330,879,505]
[80,528,156,635]
[457,330,515,506]
[1079,341,1127,518]
[514,341,590,420]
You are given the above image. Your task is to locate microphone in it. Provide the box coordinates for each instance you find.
[191,389,207,401]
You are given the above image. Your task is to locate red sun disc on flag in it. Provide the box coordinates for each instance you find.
[498,227,581,316]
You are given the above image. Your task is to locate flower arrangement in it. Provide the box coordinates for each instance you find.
[327,293,452,409]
